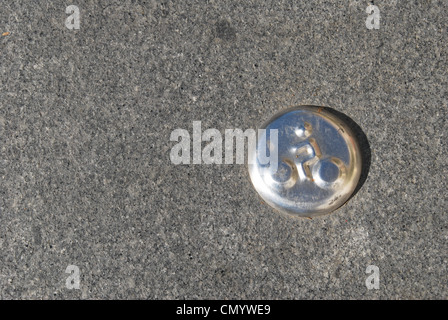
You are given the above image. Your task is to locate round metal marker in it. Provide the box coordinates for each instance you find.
[248,106,362,218]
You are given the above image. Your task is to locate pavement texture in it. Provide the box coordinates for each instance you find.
[0,0,447,299]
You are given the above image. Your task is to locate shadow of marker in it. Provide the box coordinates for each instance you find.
[322,106,371,202]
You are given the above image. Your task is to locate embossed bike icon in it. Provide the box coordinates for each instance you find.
[264,121,347,190]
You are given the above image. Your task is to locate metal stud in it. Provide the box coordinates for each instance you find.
[248,106,362,218]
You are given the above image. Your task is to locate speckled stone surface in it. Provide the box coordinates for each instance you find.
[1,0,447,299]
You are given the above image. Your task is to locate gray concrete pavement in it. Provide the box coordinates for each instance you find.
[0,0,447,299]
